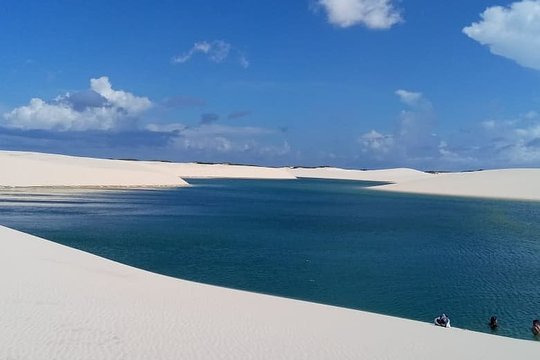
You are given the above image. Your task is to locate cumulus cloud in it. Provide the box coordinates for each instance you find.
[90,77,151,113]
[463,0,540,71]
[3,77,151,131]
[172,40,249,68]
[317,0,402,29]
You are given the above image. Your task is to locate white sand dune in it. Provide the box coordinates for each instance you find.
[0,151,188,188]
[3,150,540,201]
[372,169,540,201]
[1,225,537,360]
[0,151,296,188]
[289,167,432,183]
[2,150,540,357]
[289,167,540,202]
[142,161,296,179]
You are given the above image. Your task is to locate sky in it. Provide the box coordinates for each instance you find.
[1,0,540,170]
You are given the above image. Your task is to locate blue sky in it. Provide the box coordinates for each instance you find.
[2,0,540,169]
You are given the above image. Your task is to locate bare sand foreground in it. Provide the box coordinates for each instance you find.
[1,225,538,360]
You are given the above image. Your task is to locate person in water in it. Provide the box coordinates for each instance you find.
[489,316,498,330]
[435,314,450,328]
[532,320,540,336]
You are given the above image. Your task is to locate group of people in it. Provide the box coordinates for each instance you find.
[434,314,540,336]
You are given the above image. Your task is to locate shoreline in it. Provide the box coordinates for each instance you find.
[2,151,540,203]
[1,224,538,359]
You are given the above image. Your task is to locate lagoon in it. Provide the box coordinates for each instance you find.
[1,178,539,340]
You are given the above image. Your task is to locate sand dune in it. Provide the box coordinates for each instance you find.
[142,161,296,179]
[1,225,537,360]
[0,151,188,188]
[0,151,296,188]
[2,150,539,201]
[290,167,540,202]
[289,167,432,183]
[373,169,540,201]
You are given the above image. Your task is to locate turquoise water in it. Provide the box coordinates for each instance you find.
[1,178,540,340]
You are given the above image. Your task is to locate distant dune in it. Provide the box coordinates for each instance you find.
[288,166,432,183]
[372,169,540,201]
[0,151,188,188]
[2,151,540,202]
[0,151,296,188]
[140,161,296,179]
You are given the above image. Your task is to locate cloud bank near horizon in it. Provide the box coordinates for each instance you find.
[357,89,540,169]
[0,77,289,164]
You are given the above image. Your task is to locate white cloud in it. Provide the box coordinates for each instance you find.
[437,140,474,164]
[172,41,230,64]
[3,77,152,131]
[481,120,496,130]
[147,122,287,156]
[474,112,540,165]
[145,123,187,133]
[359,90,443,165]
[395,89,423,107]
[172,40,249,68]
[358,130,395,156]
[463,0,540,71]
[90,77,151,113]
[318,0,402,29]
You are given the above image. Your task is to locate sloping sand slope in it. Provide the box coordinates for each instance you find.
[0,151,296,187]
[373,169,540,201]
[0,225,537,360]
[0,151,188,187]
